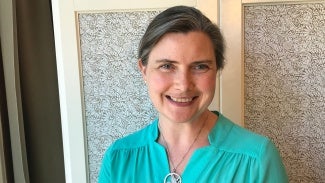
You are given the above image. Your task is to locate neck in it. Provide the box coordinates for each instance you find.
[158,111,217,174]
[158,111,213,143]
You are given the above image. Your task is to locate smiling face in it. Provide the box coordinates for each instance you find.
[138,31,217,124]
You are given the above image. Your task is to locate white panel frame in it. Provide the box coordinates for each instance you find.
[242,0,324,3]
[219,0,244,125]
[51,0,220,182]
[51,0,87,182]
[74,0,196,11]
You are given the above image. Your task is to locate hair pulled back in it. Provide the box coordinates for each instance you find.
[138,6,225,71]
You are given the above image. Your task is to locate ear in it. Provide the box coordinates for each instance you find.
[138,59,147,81]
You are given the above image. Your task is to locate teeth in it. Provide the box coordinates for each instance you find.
[170,96,193,103]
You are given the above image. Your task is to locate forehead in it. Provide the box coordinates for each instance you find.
[148,31,215,62]
[156,31,211,47]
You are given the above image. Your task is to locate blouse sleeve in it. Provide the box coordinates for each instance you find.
[98,148,112,183]
[258,139,289,183]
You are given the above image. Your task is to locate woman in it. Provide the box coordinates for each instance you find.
[99,6,288,183]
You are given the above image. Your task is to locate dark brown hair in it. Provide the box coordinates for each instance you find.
[138,6,225,71]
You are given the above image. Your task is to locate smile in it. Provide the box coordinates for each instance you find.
[168,96,195,103]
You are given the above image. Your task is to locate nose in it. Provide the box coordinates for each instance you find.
[174,69,194,91]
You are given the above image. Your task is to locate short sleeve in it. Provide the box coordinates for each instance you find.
[258,139,289,183]
[98,148,111,183]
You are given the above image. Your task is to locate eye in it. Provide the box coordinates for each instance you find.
[159,63,174,72]
[192,64,210,73]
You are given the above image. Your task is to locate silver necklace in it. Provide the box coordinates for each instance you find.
[159,114,209,183]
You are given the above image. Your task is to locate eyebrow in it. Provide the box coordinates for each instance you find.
[155,59,214,64]
[155,59,178,64]
[192,60,214,65]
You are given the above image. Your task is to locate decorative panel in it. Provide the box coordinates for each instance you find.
[244,2,325,183]
[78,11,159,183]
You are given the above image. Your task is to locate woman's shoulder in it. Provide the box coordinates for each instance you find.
[213,113,275,159]
[108,119,158,151]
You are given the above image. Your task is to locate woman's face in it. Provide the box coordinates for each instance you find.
[139,31,217,123]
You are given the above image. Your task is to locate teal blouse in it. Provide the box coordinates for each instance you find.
[99,112,288,182]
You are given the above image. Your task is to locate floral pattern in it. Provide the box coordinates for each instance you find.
[78,11,159,183]
[244,3,325,183]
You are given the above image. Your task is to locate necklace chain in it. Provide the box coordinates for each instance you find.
[159,113,209,174]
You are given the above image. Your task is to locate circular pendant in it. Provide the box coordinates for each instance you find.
[164,172,182,183]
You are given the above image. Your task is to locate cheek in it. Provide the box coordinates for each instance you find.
[147,72,171,92]
[198,74,217,93]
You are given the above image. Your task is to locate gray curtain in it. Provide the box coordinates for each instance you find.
[0,38,14,183]
[15,0,65,182]
[0,0,65,182]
